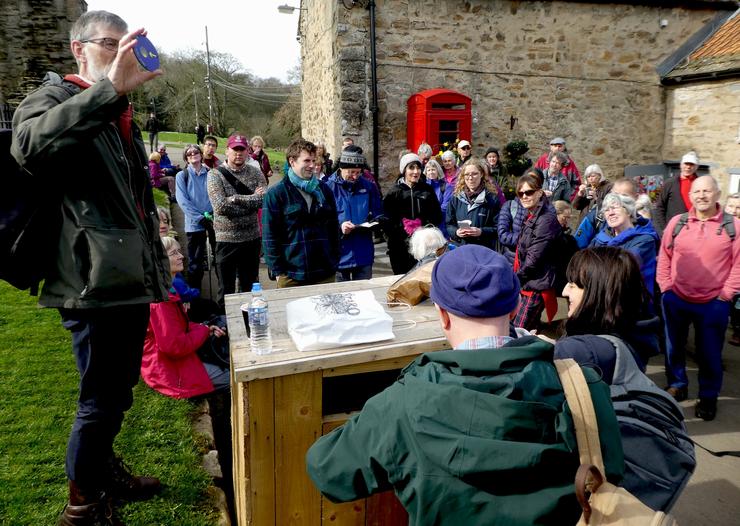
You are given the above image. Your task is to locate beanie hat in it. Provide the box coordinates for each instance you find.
[484,147,500,157]
[430,245,520,318]
[399,153,422,175]
[339,149,366,168]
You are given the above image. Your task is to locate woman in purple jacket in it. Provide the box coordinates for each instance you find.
[511,173,561,330]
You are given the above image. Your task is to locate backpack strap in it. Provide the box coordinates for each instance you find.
[217,166,252,195]
[554,359,606,475]
[668,212,689,249]
[719,212,736,241]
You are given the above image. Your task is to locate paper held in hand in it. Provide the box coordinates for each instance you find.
[356,221,379,228]
[286,289,394,351]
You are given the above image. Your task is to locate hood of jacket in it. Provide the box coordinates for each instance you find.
[398,336,574,477]
[594,215,659,246]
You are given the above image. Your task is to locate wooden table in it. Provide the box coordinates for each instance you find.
[225,275,450,525]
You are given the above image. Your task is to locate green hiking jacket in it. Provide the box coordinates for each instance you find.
[306,336,623,525]
[11,74,169,309]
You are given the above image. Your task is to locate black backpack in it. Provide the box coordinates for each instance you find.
[0,128,61,294]
[599,335,696,512]
[668,211,736,249]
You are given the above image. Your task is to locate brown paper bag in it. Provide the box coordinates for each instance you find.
[386,260,435,306]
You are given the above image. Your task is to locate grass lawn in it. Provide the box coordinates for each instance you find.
[0,282,218,524]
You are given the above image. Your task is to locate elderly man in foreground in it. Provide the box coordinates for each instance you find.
[306,245,623,525]
[11,10,169,525]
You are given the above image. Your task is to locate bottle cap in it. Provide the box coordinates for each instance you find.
[251,283,262,292]
[133,35,160,71]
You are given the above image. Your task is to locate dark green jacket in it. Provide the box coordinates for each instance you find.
[306,336,624,525]
[11,74,169,308]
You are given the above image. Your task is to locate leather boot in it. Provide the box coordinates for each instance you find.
[57,480,124,526]
[106,456,161,501]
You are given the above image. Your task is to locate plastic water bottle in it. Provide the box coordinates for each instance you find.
[248,283,272,355]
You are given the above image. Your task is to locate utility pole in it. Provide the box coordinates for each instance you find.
[193,81,199,126]
[204,25,215,133]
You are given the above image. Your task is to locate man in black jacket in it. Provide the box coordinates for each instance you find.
[653,151,700,236]
[144,112,159,152]
[11,10,169,525]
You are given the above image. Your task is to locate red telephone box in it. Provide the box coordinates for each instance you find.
[407,89,472,154]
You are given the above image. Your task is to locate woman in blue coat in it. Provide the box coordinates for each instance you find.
[445,158,501,248]
[589,193,659,296]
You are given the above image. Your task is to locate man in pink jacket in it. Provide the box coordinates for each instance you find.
[657,175,740,421]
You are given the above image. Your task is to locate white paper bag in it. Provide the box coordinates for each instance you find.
[286,289,395,352]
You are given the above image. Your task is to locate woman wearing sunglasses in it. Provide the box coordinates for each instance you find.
[512,173,561,330]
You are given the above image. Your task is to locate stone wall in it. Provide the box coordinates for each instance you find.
[663,79,740,195]
[300,0,344,157]
[0,0,86,107]
[300,0,727,189]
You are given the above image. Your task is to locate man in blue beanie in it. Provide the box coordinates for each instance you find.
[306,245,624,525]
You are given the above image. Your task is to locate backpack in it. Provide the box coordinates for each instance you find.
[669,211,736,249]
[0,128,62,294]
[599,334,696,512]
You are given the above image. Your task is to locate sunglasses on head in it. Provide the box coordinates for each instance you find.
[517,189,538,198]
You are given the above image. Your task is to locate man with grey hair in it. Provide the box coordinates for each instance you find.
[12,10,168,524]
[658,175,740,420]
[654,151,700,235]
[417,142,433,165]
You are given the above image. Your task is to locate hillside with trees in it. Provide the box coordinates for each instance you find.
[129,49,300,147]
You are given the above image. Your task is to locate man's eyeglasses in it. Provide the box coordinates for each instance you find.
[80,37,119,52]
[517,189,538,198]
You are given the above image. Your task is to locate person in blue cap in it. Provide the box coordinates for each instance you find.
[306,245,624,525]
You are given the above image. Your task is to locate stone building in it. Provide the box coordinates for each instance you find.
[660,9,740,194]
[298,0,738,193]
[0,0,87,124]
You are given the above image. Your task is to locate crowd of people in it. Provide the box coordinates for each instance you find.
[8,9,740,525]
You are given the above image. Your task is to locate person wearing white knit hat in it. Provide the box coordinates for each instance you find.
[382,152,443,274]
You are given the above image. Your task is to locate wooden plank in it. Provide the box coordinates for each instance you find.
[275,371,322,525]
[322,355,421,378]
[248,378,275,525]
[320,421,365,526]
[232,381,249,525]
[365,490,408,526]
[322,412,359,426]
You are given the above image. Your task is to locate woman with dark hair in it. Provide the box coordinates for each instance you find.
[511,173,561,330]
[484,146,513,200]
[497,169,543,263]
[553,247,691,512]
[383,153,442,274]
[557,245,662,371]
[445,158,501,248]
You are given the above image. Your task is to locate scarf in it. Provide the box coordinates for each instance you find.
[463,182,485,202]
[288,168,324,205]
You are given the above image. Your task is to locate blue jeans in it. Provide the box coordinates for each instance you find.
[662,290,730,399]
[336,265,373,282]
[60,304,150,489]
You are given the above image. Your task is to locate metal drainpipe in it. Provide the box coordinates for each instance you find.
[368,0,379,184]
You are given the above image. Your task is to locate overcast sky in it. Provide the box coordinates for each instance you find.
[85,0,301,81]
